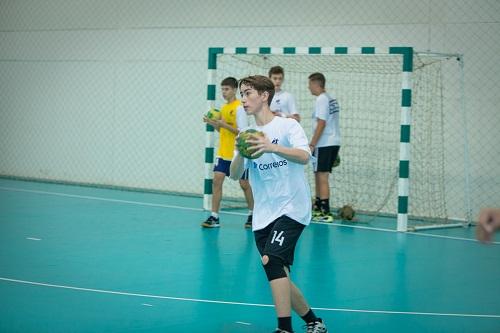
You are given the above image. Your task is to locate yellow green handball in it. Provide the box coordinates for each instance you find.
[333,155,341,168]
[237,129,265,159]
[206,108,221,121]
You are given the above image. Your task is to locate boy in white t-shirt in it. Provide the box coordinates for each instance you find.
[269,66,300,122]
[230,75,328,333]
[308,72,341,223]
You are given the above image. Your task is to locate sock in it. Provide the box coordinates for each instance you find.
[277,316,293,332]
[320,199,330,214]
[314,197,321,210]
[211,212,219,219]
[301,309,318,323]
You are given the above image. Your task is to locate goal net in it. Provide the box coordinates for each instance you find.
[205,47,468,230]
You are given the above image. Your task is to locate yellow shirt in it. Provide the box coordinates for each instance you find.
[218,99,241,160]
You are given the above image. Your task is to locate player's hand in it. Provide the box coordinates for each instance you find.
[246,133,277,157]
[476,208,500,243]
[203,116,221,130]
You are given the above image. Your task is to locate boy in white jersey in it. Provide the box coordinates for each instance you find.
[230,75,328,333]
[202,77,254,228]
[269,66,300,122]
[308,72,341,223]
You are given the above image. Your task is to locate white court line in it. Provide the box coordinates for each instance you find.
[0,186,204,213]
[0,277,499,319]
[26,237,41,241]
[235,321,252,325]
[1,186,497,244]
[313,221,500,244]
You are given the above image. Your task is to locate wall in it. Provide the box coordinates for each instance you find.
[0,0,499,217]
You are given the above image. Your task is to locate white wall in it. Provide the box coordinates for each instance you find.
[0,0,499,216]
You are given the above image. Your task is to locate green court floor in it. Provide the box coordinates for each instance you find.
[0,178,499,332]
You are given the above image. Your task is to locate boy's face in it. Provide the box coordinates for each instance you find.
[221,85,236,101]
[269,73,284,90]
[240,83,267,115]
[308,80,321,96]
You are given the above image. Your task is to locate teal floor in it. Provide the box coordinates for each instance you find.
[0,178,499,333]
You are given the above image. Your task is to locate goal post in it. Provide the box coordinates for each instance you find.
[203,46,468,232]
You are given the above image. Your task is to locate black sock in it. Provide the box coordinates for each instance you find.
[320,199,330,213]
[278,316,293,332]
[314,197,321,210]
[301,309,318,323]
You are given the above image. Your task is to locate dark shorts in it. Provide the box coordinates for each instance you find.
[213,157,249,180]
[313,145,340,173]
[254,215,305,268]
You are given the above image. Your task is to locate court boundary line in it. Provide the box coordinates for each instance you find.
[1,277,499,319]
[1,186,497,244]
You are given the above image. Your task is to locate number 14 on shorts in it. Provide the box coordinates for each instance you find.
[271,230,285,246]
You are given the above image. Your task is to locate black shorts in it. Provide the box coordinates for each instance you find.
[313,145,340,173]
[254,215,305,268]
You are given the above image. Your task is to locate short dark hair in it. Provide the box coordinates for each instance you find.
[221,77,238,88]
[268,66,284,77]
[239,75,275,106]
[308,72,326,88]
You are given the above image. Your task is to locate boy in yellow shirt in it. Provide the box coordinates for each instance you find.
[202,77,254,228]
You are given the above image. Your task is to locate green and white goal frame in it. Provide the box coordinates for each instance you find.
[204,46,413,232]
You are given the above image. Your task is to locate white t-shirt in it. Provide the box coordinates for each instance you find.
[270,90,298,116]
[236,105,248,130]
[239,116,312,231]
[312,92,341,147]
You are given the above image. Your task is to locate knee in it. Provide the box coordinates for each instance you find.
[261,254,287,281]
[213,176,224,188]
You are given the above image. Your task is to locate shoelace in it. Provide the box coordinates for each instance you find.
[304,321,323,333]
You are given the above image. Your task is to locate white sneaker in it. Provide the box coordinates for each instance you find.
[304,319,328,333]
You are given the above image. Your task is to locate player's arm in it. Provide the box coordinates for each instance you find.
[287,94,301,122]
[476,208,500,243]
[309,97,328,150]
[273,143,309,164]
[229,152,245,180]
[218,121,238,134]
[203,116,221,132]
[309,119,326,150]
[247,123,310,165]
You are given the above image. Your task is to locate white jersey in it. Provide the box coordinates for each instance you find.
[236,105,248,130]
[270,90,298,116]
[240,117,312,231]
[312,92,341,147]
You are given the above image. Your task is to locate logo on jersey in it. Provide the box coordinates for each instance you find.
[271,138,279,144]
[253,159,288,170]
[329,99,340,114]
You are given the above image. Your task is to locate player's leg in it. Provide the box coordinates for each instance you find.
[286,268,327,332]
[312,148,322,218]
[255,216,305,332]
[239,169,254,228]
[202,158,229,228]
[314,146,339,223]
[211,171,226,213]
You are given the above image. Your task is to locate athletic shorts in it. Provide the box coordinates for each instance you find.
[254,215,305,268]
[312,145,340,173]
[213,157,249,180]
